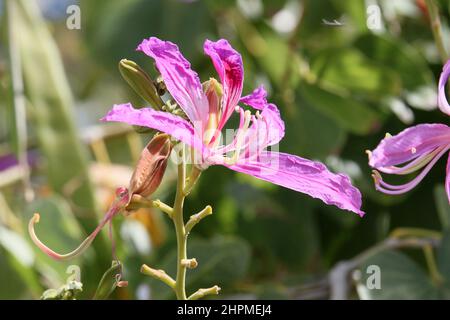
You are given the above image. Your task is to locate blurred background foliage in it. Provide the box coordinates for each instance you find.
[0,0,450,300]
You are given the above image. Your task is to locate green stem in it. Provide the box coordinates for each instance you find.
[423,245,444,286]
[425,0,448,63]
[173,147,187,300]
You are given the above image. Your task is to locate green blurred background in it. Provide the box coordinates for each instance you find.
[0,0,450,300]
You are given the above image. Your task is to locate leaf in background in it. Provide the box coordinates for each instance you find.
[299,82,381,135]
[434,184,450,230]
[437,230,450,298]
[331,0,367,32]
[358,250,440,299]
[148,236,251,299]
[81,0,212,69]
[283,94,347,159]
[7,0,110,290]
[25,195,84,280]
[0,227,42,299]
[354,34,434,92]
[311,48,402,97]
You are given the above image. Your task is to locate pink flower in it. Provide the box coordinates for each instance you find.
[103,37,364,216]
[368,60,450,202]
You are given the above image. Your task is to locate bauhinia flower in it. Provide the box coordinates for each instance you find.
[103,37,364,216]
[29,134,172,260]
[368,60,450,202]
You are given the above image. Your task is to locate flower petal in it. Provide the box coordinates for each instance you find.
[204,39,244,131]
[137,37,208,127]
[101,103,204,152]
[369,123,450,168]
[226,151,364,216]
[446,153,450,204]
[438,60,450,116]
[240,85,268,110]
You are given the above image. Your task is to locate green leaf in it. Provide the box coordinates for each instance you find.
[81,0,212,68]
[0,228,42,299]
[25,196,84,280]
[354,34,434,91]
[93,261,124,300]
[311,48,402,97]
[331,0,367,31]
[7,0,111,292]
[299,82,381,135]
[358,250,440,299]
[434,184,450,230]
[283,94,347,159]
[437,230,450,298]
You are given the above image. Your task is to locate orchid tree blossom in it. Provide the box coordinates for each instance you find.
[103,37,364,216]
[368,60,450,202]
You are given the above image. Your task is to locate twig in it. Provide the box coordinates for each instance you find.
[140,264,175,289]
[185,205,213,234]
[188,286,221,300]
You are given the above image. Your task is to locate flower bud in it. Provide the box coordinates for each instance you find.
[119,59,164,110]
[129,134,172,197]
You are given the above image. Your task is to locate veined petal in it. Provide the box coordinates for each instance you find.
[438,60,450,116]
[226,151,364,216]
[369,124,450,168]
[137,37,208,127]
[241,86,284,148]
[240,85,268,110]
[101,103,204,152]
[204,39,244,131]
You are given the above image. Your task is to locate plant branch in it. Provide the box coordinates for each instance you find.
[140,265,175,289]
[185,205,213,234]
[188,285,221,300]
[173,147,188,300]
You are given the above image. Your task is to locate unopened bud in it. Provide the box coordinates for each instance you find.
[119,59,164,110]
[129,134,172,197]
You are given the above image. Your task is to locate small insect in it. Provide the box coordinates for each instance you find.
[322,19,345,27]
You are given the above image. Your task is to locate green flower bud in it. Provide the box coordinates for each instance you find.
[119,59,164,110]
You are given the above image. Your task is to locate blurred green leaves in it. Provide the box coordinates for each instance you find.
[147,236,250,299]
[299,82,380,135]
[0,0,449,300]
[5,0,111,294]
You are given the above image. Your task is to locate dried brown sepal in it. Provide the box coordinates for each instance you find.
[129,133,172,198]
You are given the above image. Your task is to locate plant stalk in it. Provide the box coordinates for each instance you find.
[173,147,187,300]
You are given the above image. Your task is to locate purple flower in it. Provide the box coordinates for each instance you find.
[368,60,450,202]
[103,37,364,216]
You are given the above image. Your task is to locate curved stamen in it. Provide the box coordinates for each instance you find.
[29,188,130,261]
[223,110,251,165]
[372,145,450,195]
[377,146,444,175]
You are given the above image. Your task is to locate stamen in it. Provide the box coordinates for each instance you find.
[223,110,252,165]
[372,146,450,195]
[29,188,130,261]
[385,133,392,139]
[377,147,443,175]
